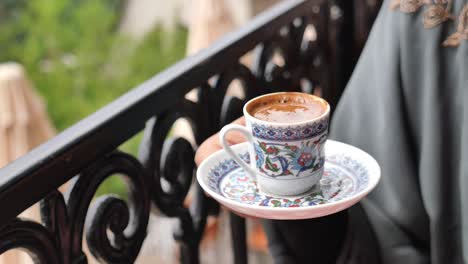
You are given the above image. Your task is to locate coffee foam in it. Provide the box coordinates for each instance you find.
[246,93,328,124]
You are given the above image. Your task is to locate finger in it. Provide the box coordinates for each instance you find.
[195,117,246,165]
[195,134,221,165]
[223,117,247,145]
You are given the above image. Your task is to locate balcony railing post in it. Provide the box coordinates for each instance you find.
[230,213,248,264]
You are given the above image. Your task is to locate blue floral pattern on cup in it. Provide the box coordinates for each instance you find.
[254,133,327,178]
[251,118,328,141]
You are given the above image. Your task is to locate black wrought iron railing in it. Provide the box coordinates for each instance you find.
[0,0,381,263]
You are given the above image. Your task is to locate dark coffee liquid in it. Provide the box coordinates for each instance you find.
[252,101,324,123]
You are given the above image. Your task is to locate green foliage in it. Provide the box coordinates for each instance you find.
[0,0,187,197]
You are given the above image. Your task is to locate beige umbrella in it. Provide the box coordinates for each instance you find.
[0,62,55,263]
[0,62,55,167]
[186,0,237,55]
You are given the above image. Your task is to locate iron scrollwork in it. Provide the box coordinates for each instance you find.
[0,219,61,264]
[0,151,150,264]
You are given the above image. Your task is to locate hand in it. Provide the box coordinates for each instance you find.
[195,117,246,166]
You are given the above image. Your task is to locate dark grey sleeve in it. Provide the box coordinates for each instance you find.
[330,0,468,263]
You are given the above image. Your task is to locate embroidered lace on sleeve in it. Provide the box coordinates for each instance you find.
[443,4,468,47]
[389,0,468,47]
[423,0,454,28]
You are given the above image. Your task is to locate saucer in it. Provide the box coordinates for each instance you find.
[197,140,380,220]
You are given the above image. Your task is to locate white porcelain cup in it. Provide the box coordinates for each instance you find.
[220,92,330,196]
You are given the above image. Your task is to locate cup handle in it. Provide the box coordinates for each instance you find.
[219,124,257,178]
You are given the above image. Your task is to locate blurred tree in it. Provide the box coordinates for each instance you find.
[0,0,188,196]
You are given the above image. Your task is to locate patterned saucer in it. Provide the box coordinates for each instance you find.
[197,140,380,220]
